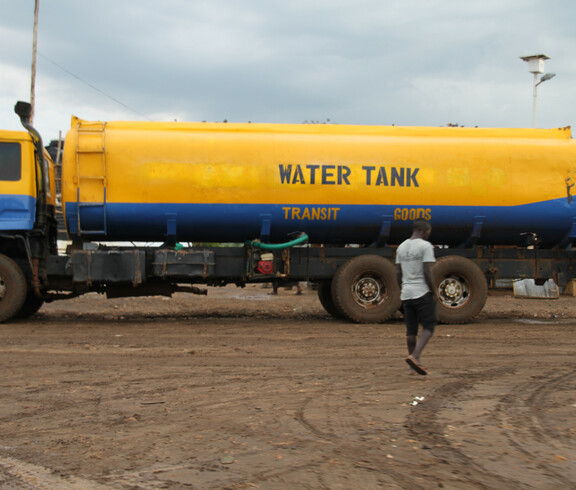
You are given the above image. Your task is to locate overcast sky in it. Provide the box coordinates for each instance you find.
[1,0,575,140]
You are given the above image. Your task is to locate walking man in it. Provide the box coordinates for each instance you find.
[395,219,437,375]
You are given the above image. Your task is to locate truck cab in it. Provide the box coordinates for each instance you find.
[0,105,57,322]
[0,130,56,231]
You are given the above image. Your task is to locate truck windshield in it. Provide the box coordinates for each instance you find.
[0,142,22,181]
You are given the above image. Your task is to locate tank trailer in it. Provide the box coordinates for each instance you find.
[1,101,576,323]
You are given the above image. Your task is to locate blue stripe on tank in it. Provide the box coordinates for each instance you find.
[64,198,575,247]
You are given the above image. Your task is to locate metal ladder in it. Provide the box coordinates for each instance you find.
[75,121,107,236]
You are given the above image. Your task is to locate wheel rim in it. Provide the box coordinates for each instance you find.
[438,275,470,309]
[0,276,6,300]
[352,275,386,308]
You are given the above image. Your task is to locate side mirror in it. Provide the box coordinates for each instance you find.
[14,101,32,121]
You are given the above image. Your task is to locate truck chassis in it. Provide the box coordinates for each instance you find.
[1,237,573,324]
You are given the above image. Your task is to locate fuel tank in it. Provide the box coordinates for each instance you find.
[61,118,576,248]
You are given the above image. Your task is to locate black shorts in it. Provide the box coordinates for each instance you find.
[403,292,437,336]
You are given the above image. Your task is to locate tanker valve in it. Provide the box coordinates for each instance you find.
[256,253,274,275]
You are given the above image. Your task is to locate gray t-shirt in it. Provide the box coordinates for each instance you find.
[395,238,435,301]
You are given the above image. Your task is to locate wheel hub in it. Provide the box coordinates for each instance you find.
[438,277,469,307]
[354,277,381,304]
[442,279,462,299]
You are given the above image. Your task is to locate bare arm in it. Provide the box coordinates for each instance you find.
[396,263,403,289]
[423,262,437,301]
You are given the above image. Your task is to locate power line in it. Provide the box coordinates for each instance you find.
[38,52,152,120]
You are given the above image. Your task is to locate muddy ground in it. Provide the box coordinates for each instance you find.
[0,284,575,489]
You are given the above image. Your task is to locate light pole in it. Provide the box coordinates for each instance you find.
[520,54,555,128]
[31,0,40,124]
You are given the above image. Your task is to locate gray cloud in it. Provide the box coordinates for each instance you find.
[1,0,574,138]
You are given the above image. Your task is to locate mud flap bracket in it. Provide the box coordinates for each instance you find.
[459,216,485,248]
[259,214,272,242]
[370,215,393,247]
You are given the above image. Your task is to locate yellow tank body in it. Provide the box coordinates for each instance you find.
[62,118,576,247]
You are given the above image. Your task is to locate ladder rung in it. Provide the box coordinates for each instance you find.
[78,229,107,234]
[78,202,105,207]
[78,175,105,180]
[77,126,105,133]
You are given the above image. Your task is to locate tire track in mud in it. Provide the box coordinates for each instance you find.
[292,392,424,489]
[137,387,419,490]
[284,366,576,489]
[0,454,108,489]
[113,380,420,489]
[490,369,576,487]
[108,454,342,490]
[405,368,522,488]
[405,366,576,489]
[3,310,575,489]
[94,374,366,488]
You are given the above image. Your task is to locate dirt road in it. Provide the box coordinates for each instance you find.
[0,285,575,489]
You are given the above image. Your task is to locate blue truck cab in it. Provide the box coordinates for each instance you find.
[1,131,37,231]
[0,104,57,322]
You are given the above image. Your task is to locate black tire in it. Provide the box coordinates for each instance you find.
[331,255,401,323]
[433,256,487,324]
[0,254,28,323]
[15,292,44,319]
[317,281,346,319]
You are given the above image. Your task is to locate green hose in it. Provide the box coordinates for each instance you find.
[246,233,309,250]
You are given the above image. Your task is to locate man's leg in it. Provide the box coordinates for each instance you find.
[410,329,433,361]
[406,329,432,375]
[407,335,417,355]
[403,300,419,371]
[410,293,437,362]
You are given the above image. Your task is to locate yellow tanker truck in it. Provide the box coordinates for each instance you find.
[1,101,575,323]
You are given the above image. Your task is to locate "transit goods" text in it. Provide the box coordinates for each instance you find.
[282,207,340,220]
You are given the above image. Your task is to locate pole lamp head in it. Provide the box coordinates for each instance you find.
[539,73,556,84]
[520,54,550,74]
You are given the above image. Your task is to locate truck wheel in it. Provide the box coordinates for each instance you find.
[331,255,401,323]
[15,292,44,319]
[0,254,28,323]
[317,281,345,319]
[433,256,487,324]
